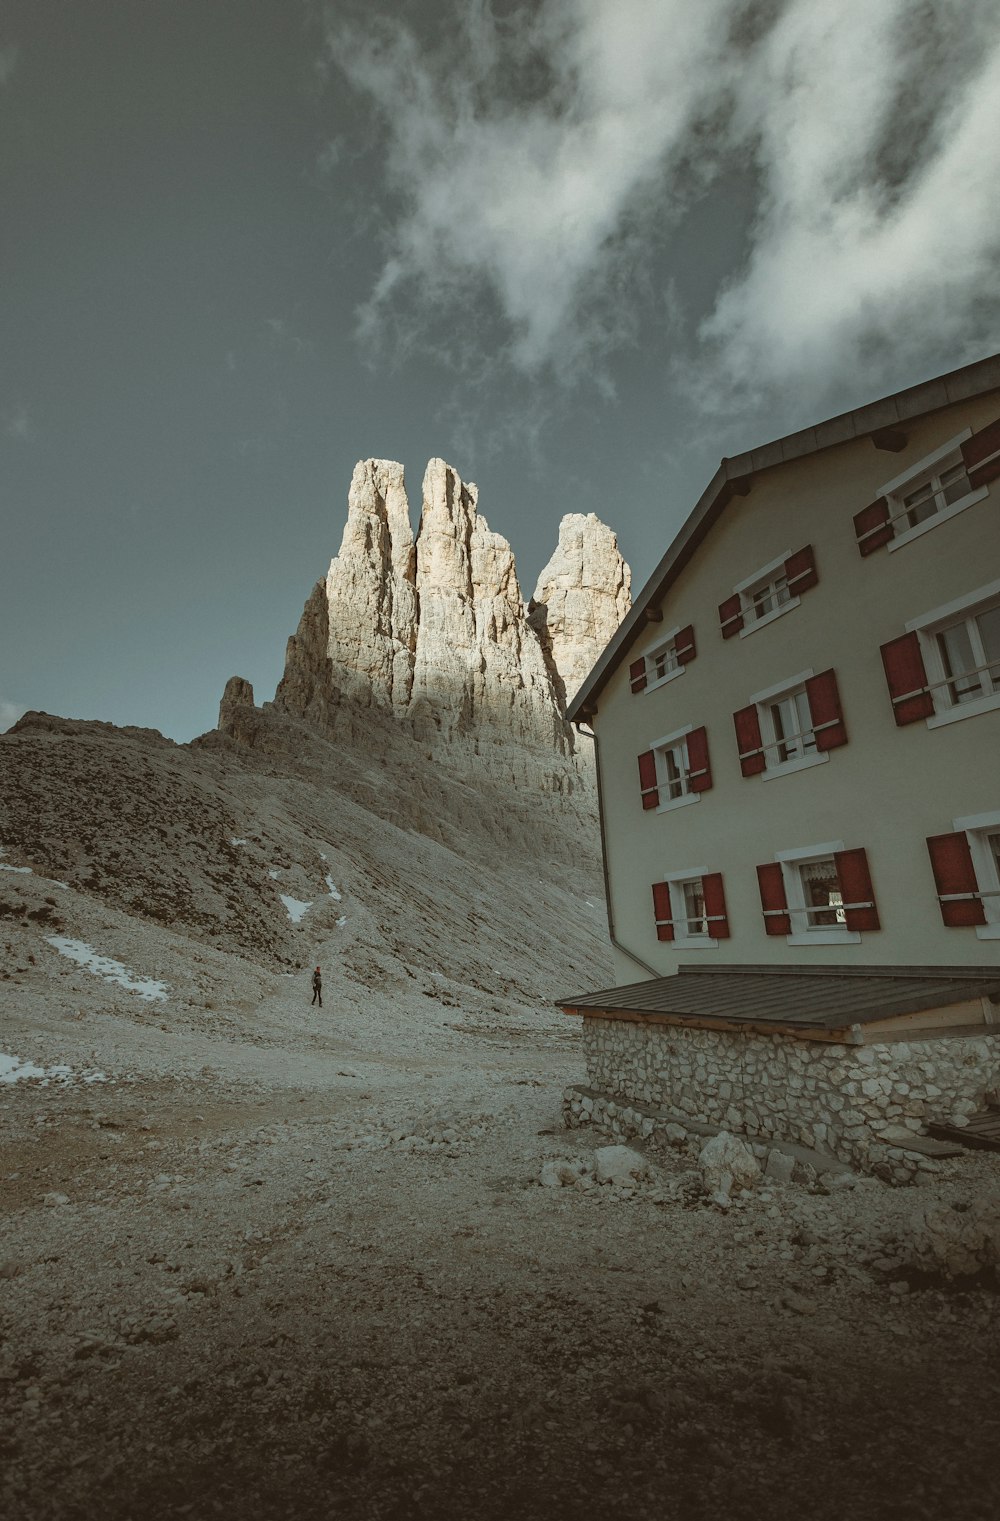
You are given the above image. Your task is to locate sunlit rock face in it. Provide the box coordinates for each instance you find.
[224,457,630,782]
[529,513,632,711]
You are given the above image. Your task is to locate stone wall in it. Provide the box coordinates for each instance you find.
[579,1016,1000,1178]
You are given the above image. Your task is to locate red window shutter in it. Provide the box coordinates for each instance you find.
[806,669,848,752]
[853,497,893,555]
[834,847,880,932]
[961,416,1000,488]
[638,750,659,810]
[926,832,987,927]
[756,863,790,935]
[685,726,712,793]
[629,657,647,694]
[733,705,766,776]
[702,872,730,938]
[784,544,818,594]
[675,624,696,664]
[719,594,744,639]
[651,881,674,941]
[880,633,934,725]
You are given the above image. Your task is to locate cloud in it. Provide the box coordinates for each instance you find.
[0,700,27,733]
[328,0,735,376]
[694,0,1000,410]
[328,0,1000,406]
[265,316,314,354]
[0,43,18,86]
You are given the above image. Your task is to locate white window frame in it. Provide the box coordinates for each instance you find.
[881,428,988,554]
[641,625,686,693]
[773,840,861,946]
[750,669,830,781]
[650,723,701,814]
[953,809,1000,941]
[735,550,800,638]
[663,866,718,949]
[905,579,1000,730]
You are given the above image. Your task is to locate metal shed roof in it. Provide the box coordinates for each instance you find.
[557,963,1000,1033]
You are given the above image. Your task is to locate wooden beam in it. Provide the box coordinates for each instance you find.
[643,606,663,623]
[728,474,752,497]
[860,997,990,1038]
[871,427,908,453]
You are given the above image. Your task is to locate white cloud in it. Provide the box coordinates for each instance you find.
[695,0,1000,409]
[329,0,735,375]
[0,701,27,732]
[0,44,18,86]
[329,0,1000,405]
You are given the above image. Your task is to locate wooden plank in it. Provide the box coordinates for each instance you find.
[860,999,990,1035]
[927,1115,1000,1153]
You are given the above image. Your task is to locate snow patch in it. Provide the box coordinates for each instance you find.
[280,895,312,924]
[1,1053,107,1086]
[335,915,347,929]
[230,837,248,846]
[0,863,32,875]
[45,937,169,1002]
[325,876,342,901]
[268,868,281,880]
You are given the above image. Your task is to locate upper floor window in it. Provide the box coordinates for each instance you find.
[734,668,847,780]
[718,546,818,640]
[927,810,1000,941]
[853,418,998,556]
[629,624,696,694]
[882,580,1000,729]
[637,724,713,812]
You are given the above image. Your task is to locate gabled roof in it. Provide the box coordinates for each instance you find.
[567,351,1000,722]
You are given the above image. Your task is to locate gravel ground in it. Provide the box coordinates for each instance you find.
[2,713,999,1520]
[3,941,1000,1521]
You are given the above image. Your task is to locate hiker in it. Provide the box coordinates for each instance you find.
[311,965,322,1007]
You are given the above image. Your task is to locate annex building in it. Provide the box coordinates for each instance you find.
[560,354,1000,1181]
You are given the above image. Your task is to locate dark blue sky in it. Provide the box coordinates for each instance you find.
[2,1,998,740]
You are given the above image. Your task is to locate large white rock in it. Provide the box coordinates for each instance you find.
[698,1132,761,1196]
[594,1145,649,1186]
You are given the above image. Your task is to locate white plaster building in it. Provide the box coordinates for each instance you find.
[560,355,1000,1178]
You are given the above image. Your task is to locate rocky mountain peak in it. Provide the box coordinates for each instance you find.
[529,512,632,710]
[225,458,630,767]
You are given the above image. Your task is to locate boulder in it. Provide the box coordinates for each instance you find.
[594,1145,649,1186]
[698,1132,761,1197]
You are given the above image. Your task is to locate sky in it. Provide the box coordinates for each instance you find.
[2,0,999,742]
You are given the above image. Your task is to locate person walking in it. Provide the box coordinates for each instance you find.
[311,965,322,1008]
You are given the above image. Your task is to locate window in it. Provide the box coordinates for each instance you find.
[935,602,1000,706]
[718,546,818,639]
[734,669,847,779]
[853,423,995,555]
[629,625,696,693]
[928,810,1000,939]
[651,871,729,945]
[637,725,712,811]
[757,842,879,945]
[885,580,1000,728]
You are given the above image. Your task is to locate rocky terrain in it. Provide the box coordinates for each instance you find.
[2,460,999,1521]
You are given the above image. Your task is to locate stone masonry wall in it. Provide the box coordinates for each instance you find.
[579,1017,1000,1177]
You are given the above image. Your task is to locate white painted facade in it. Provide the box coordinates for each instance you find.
[588,383,1000,983]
